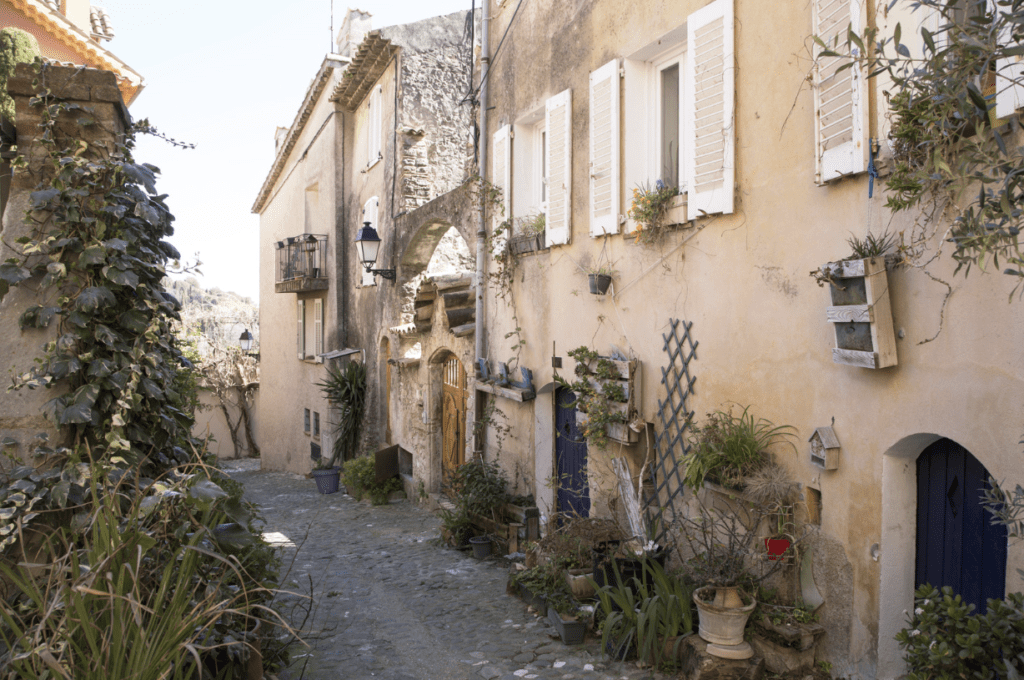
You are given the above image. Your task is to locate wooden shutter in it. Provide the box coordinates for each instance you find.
[314,299,323,363]
[545,89,572,246]
[590,59,620,236]
[368,85,382,166]
[622,59,649,235]
[492,125,511,252]
[685,0,735,216]
[297,299,305,359]
[813,0,867,183]
[995,2,1024,119]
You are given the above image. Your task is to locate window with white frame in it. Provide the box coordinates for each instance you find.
[359,196,379,287]
[367,84,382,168]
[621,0,734,233]
[511,111,547,226]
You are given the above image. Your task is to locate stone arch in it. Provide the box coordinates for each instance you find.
[877,433,1006,679]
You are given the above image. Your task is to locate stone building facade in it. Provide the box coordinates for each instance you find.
[471,0,1024,677]
[253,10,482,494]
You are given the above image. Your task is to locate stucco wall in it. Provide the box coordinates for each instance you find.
[481,0,1024,677]
[195,388,260,459]
[257,65,343,473]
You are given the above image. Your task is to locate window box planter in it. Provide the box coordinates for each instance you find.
[548,607,586,645]
[821,256,897,369]
[508,233,546,256]
[664,194,687,226]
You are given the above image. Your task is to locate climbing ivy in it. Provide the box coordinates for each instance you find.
[2,62,199,480]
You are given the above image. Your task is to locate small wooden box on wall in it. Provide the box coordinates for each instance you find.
[824,257,897,369]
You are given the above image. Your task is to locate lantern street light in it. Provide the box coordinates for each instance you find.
[355,221,396,281]
[238,329,258,359]
[302,234,319,278]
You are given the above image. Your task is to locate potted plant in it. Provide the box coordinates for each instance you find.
[315,360,368,467]
[749,587,825,674]
[507,213,546,255]
[584,264,613,295]
[310,458,340,495]
[627,180,679,245]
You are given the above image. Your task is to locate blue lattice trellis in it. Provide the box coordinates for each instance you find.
[643,319,697,549]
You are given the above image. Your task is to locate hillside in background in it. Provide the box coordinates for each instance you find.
[166,277,259,354]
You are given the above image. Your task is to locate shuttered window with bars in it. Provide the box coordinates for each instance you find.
[813,0,867,183]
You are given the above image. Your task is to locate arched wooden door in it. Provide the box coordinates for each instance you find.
[916,438,1007,613]
[441,356,467,487]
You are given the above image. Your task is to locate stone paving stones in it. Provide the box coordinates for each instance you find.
[223,459,672,680]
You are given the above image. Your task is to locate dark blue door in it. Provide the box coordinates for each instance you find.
[555,387,590,520]
[916,438,1006,613]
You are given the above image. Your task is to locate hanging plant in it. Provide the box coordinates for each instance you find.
[555,346,630,450]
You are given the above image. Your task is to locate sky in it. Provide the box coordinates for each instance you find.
[95,0,475,302]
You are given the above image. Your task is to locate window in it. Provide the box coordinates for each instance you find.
[545,89,572,245]
[367,84,382,168]
[622,0,735,230]
[359,196,379,287]
[510,112,547,238]
[304,408,311,434]
[314,299,323,362]
[313,411,320,438]
[813,0,867,183]
[297,299,305,359]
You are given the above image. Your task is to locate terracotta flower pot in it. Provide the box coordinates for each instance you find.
[693,586,757,648]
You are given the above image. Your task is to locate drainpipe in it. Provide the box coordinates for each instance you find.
[474,0,490,456]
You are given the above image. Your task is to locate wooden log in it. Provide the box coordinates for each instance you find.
[450,323,475,337]
[443,290,473,308]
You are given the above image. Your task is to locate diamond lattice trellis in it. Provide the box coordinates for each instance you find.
[643,319,697,549]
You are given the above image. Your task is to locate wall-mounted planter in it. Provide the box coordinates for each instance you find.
[508,233,546,256]
[572,356,641,445]
[822,257,897,369]
[588,273,612,295]
[665,194,687,227]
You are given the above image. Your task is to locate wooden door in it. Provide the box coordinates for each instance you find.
[916,438,1006,613]
[441,356,467,486]
[555,387,590,520]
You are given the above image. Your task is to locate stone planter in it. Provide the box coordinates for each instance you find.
[750,617,825,674]
[693,586,757,659]
[548,607,586,645]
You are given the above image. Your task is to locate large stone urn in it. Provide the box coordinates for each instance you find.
[693,586,757,659]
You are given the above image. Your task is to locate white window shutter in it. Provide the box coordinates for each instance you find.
[492,125,511,252]
[813,0,867,183]
[368,85,382,166]
[995,1,1024,119]
[622,59,649,235]
[590,59,620,236]
[297,299,305,359]
[545,89,572,246]
[685,0,734,217]
[314,299,323,363]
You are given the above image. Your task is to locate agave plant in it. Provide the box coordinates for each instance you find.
[316,361,368,466]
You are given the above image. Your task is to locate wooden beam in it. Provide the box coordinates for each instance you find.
[826,305,873,323]
[832,348,877,368]
[475,382,535,402]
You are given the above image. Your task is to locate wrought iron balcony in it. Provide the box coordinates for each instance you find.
[275,234,329,293]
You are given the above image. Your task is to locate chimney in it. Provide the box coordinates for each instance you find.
[61,0,92,35]
[336,9,372,58]
[274,127,289,153]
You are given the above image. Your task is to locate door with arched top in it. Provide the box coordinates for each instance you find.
[441,356,467,487]
[916,438,1006,613]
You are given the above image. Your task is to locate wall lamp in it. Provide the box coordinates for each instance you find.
[355,221,396,281]
[238,329,259,359]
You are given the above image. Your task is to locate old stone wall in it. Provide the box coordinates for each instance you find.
[0,63,128,459]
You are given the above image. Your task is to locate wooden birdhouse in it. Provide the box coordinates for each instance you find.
[809,427,840,470]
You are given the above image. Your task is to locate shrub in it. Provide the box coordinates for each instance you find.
[896,584,1024,680]
[447,459,510,521]
[342,455,401,505]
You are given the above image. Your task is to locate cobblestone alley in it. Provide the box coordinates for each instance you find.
[226,460,672,680]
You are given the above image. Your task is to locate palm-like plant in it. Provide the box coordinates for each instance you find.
[316,361,367,466]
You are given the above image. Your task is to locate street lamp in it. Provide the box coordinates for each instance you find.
[355,221,396,281]
[302,234,318,277]
[238,329,258,359]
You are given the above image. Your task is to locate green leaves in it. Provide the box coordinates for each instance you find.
[76,286,116,313]
[58,383,100,424]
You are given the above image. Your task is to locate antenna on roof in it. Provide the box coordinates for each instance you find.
[330,0,334,52]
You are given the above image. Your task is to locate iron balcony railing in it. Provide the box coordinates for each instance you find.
[275,234,328,283]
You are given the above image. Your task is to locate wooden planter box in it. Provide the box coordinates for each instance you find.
[665,194,687,227]
[572,356,642,445]
[823,257,897,369]
[467,502,540,555]
[508,233,546,256]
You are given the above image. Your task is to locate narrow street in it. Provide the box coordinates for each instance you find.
[227,460,671,680]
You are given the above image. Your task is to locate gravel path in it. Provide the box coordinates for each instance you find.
[224,459,672,680]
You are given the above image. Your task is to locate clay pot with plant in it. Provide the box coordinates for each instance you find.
[584,264,614,295]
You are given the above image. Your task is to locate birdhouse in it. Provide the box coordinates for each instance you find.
[809,427,840,470]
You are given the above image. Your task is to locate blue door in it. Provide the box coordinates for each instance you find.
[916,438,1006,613]
[555,387,590,519]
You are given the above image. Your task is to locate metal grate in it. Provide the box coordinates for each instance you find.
[644,319,698,549]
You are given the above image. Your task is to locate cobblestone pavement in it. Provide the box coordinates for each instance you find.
[224,459,672,680]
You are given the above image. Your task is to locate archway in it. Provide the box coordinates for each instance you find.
[878,434,1008,679]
